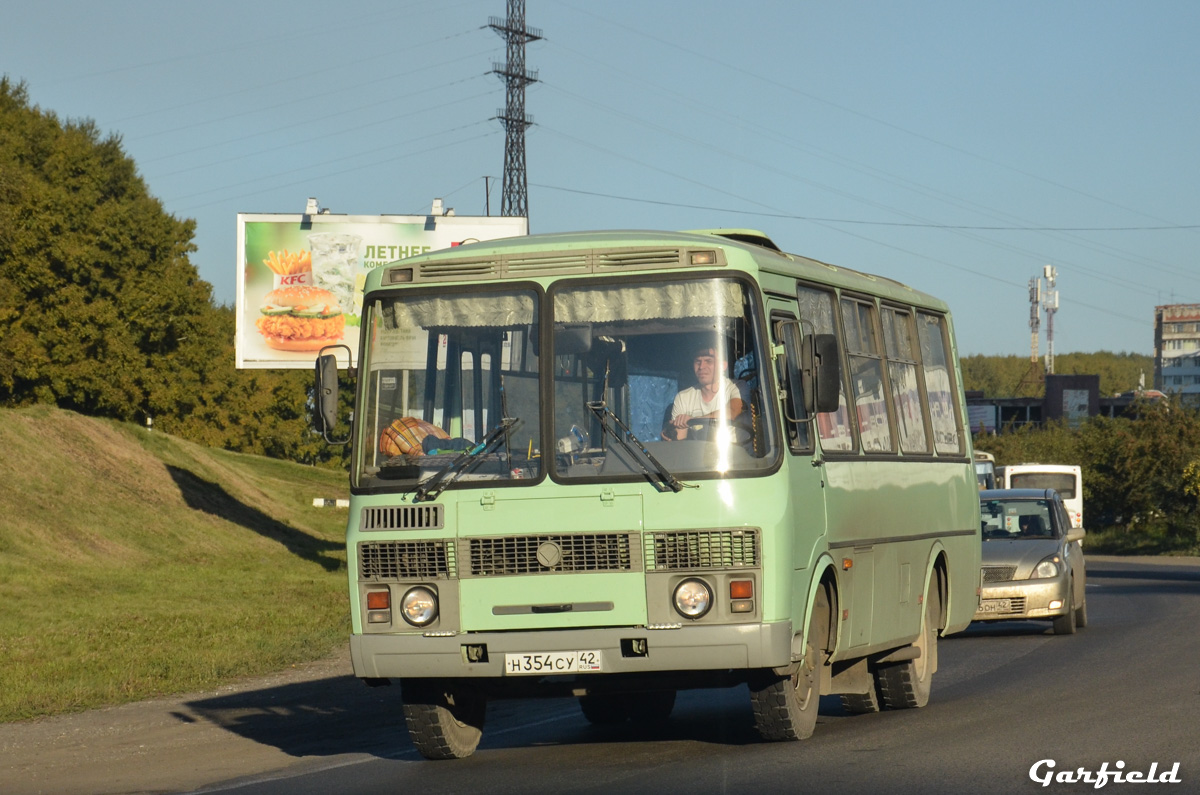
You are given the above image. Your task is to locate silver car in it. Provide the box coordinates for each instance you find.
[974,488,1087,634]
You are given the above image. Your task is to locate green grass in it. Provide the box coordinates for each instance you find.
[0,406,350,722]
[1084,525,1200,556]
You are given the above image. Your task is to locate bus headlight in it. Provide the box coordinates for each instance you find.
[400,586,439,626]
[673,578,713,619]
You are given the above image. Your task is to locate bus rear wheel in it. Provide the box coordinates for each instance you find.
[750,589,827,740]
[840,682,882,715]
[878,577,939,710]
[401,679,486,760]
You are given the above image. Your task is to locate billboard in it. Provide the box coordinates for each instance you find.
[235,212,527,369]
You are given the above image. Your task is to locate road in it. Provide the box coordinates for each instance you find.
[4,555,1198,794]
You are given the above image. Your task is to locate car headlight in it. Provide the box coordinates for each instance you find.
[673,578,713,619]
[1031,555,1062,579]
[400,586,438,626]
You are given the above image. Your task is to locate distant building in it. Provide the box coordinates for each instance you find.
[1154,304,1200,402]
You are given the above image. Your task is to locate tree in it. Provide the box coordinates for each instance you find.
[0,77,210,420]
[961,352,1152,398]
[0,78,347,469]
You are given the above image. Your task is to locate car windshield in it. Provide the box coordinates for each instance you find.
[980,499,1057,540]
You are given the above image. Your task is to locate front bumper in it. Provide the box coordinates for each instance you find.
[974,577,1070,621]
[351,621,793,679]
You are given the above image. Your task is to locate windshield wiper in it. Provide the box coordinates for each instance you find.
[586,401,693,493]
[412,417,519,503]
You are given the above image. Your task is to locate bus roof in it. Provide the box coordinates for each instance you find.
[370,228,950,312]
[1000,463,1081,473]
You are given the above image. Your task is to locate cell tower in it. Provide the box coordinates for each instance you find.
[1028,276,1042,366]
[489,1,541,220]
[1015,274,1045,395]
[1042,265,1059,375]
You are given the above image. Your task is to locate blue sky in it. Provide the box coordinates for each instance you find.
[5,0,1200,358]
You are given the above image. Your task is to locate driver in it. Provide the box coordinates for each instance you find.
[663,343,745,440]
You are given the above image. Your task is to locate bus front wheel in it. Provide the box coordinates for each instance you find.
[750,589,827,741]
[401,679,486,760]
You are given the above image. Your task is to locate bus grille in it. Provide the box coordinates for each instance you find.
[981,565,1017,583]
[466,533,637,576]
[647,529,760,570]
[358,540,457,580]
[361,504,444,531]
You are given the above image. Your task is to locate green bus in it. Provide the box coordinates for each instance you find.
[315,229,981,759]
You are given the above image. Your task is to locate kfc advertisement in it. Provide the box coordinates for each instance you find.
[235,212,527,369]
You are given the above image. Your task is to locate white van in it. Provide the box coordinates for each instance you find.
[974,450,996,490]
[996,463,1083,529]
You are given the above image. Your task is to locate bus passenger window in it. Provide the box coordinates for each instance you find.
[882,307,930,454]
[796,284,854,452]
[841,297,894,453]
[917,312,963,455]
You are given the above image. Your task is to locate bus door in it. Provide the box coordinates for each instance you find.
[769,303,829,577]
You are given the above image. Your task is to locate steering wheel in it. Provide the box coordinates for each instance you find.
[686,418,750,445]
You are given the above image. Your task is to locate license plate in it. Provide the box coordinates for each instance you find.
[979,598,1012,613]
[504,650,602,675]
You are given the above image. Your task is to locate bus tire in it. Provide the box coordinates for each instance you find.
[878,578,938,710]
[840,683,881,715]
[401,679,486,760]
[1053,584,1077,635]
[750,589,826,741]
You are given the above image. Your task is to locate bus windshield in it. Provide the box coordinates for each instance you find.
[1010,472,1076,500]
[550,276,778,480]
[352,276,778,491]
[354,286,542,491]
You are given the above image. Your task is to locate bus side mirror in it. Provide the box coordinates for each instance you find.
[315,346,352,444]
[803,333,841,414]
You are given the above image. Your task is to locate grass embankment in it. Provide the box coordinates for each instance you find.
[0,406,350,722]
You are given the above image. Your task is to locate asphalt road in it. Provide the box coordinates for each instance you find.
[4,555,1198,794]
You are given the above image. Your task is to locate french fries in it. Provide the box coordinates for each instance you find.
[263,249,312,274]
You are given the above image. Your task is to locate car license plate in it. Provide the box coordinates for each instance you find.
[979,598,1012,613]
[504,650,602,675]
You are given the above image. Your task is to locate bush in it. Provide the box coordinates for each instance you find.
[976,396,1200,554]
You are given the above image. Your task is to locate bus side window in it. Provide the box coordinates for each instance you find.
[916,311,964,455]
[796,283,854,452]
[841,296,895,454]
[772,311,810,452]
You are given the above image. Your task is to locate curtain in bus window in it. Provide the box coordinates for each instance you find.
[553,281,744,323]
[388,292,536,329]
[796,285,853,451]
[917,311,963,455]
[882,307,930,453]
[841,298,893,453]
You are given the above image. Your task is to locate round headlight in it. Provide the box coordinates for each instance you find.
[673,578,713,619]
[400,586,439,626]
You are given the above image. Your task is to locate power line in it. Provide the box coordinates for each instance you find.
[530,183,1200,232]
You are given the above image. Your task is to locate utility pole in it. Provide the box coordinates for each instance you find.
[489,1,541,221]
